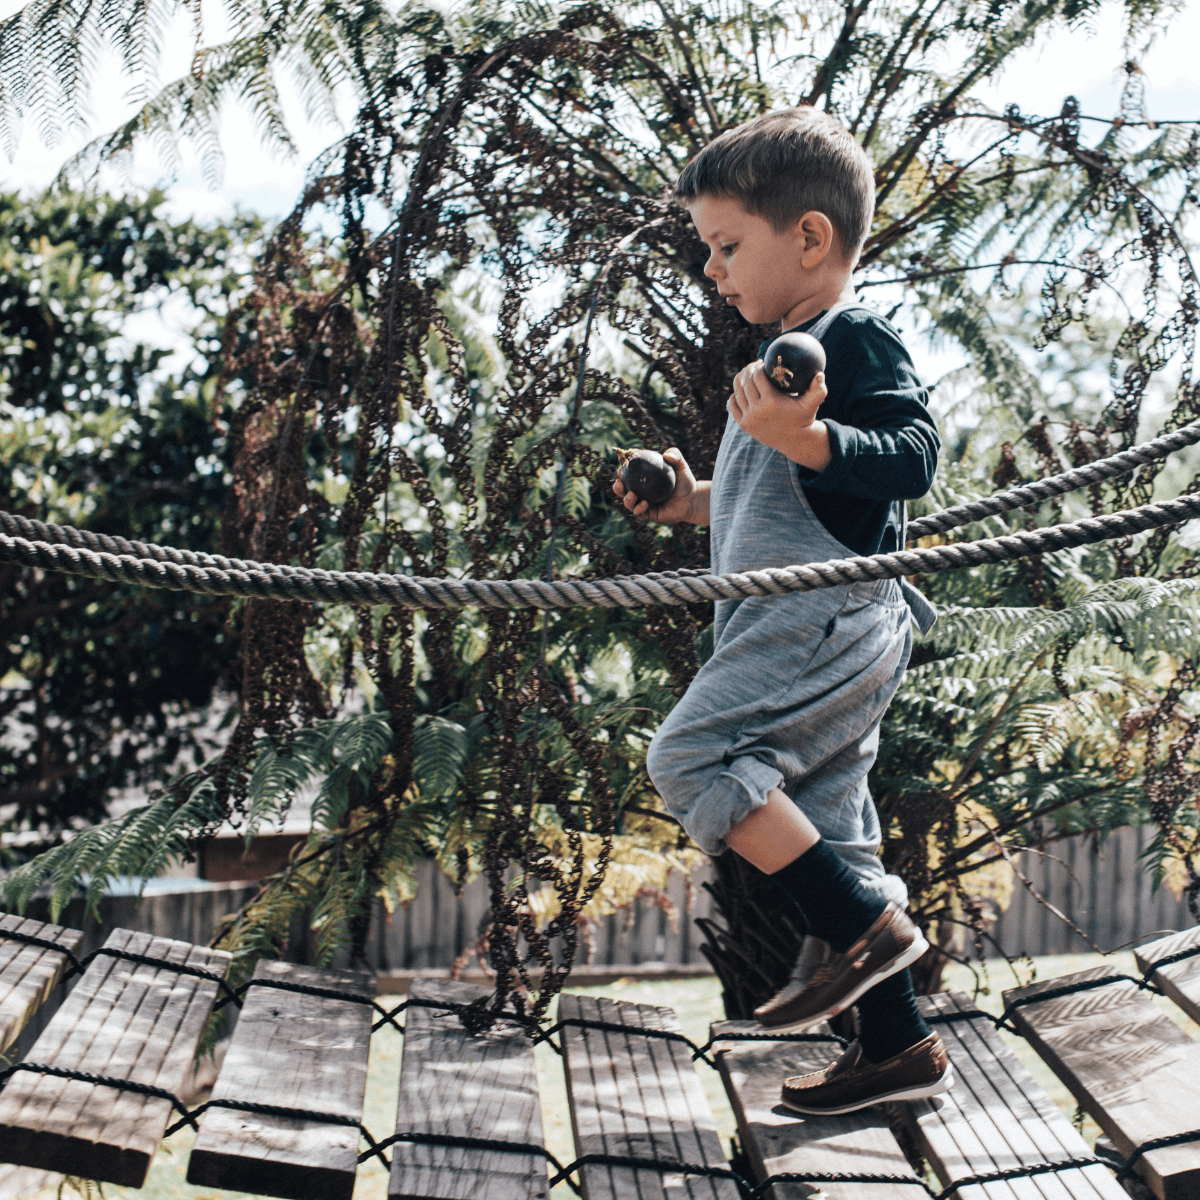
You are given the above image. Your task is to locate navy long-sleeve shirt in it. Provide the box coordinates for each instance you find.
[758,306,940,556]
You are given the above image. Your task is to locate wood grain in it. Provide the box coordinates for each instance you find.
[709,1020,926,1199]
[1004,968,1200,1200]
[1135,927,1200,1027]
[0,1162,61,1198]
[561,994,738,1200]
[389,978,548,1200]
[186,959,374,1200]
[0,927,229,1187]
[905,991,1125,1200]
[0,914,84,1056]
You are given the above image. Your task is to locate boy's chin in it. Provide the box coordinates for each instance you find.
[730,300,772,324]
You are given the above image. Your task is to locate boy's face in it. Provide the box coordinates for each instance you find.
[687,194,818,327]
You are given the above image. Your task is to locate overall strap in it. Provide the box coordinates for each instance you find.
[807,301,871,343]
[805,302,938,635]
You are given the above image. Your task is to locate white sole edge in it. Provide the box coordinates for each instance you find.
[757,930,932,1034]
[780,1066,956,1116]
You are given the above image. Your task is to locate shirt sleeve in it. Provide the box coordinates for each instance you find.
[795,314,940,501]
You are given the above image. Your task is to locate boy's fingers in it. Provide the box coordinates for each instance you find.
[803,372,828,406]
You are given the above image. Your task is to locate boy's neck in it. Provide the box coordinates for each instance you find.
[781,273,857,331]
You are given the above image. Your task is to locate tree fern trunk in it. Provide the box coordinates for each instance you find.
[694,853,807,1019]
[695,853,946,1019]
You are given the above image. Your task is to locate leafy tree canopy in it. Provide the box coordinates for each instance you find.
[0,189,259,836]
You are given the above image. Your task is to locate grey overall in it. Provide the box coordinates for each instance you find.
[646,305,936,907]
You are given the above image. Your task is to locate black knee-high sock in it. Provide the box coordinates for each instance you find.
[855,968,931,1063]
[769,839,886,953]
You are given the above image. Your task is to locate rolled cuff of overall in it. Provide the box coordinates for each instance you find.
[661,752,784,857]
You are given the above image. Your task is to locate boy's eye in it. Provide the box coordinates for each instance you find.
[721,243,737,255]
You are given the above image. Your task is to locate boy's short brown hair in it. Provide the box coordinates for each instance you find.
[674,107,875,261]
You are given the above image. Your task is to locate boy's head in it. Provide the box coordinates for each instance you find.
[674,107,875,266]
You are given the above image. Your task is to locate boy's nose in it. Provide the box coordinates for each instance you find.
[704,252,723,280]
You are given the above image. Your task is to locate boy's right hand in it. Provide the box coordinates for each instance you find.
[613,447,696,523]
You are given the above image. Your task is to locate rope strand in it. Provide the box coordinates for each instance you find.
[3,417,1199,610]
[2,491,1197,610]
[906,420,1200,539]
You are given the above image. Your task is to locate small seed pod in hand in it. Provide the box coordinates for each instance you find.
[616,447,676,506]
[762,331,826,396]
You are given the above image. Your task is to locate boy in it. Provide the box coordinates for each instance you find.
[613,107,949,1113]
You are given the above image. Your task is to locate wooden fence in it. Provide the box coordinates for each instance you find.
[989,824,1195,957]
[363,858,718,972]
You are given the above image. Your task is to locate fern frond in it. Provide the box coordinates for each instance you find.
[309,712,394,828]
[0,772,224,920]
[412,715,471,799]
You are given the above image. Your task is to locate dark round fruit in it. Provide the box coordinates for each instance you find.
[762,331,827,396]
[618,448,676,506]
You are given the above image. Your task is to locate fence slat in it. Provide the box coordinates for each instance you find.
[990,828,1193,959]
[8,827,1189,983]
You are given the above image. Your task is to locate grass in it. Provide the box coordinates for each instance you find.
[21,952,1198,1200]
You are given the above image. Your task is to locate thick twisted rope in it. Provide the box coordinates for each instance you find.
[2,491,1198,610]
[4,418,1195,573]
[907,419,1200,539]
[2,419,1198,610]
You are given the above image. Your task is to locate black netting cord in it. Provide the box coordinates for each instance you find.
[924,938,1200,1036]
[997,972,1164,1029]
[0,927,243,1007]
[3,930,1200,1192]
[1118,1128,1200,1177]
[535,1016,847,1066]
[1138,940,1200,976]
[0,1056,1175,1200]
[0,926,506,1035]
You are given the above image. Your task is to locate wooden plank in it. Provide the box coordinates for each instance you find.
[186,959,374,1200]
[0,927,229,1187]
[635,898,664,963]
[0,1162,60,1198]
[661,869,690,965]
[590,905,615,966]
[388,978,547,1200]
[406,860,437,968]
[905,992,1125,1200]
[1096,834,1121,951]
[430,866,459,968]
[1135,927,1200,1026]
[709,1020,926,1199]
[0,914,84,1056]
[1004,967,1200,1200]
[560,993,738,1200]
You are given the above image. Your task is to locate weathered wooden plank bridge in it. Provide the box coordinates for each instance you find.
[0,921,1195,1199]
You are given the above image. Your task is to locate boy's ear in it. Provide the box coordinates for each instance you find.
[796,211,835,266]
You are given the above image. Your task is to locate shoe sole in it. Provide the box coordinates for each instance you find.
[757,929,931,1034]
[780,1065,955,1116]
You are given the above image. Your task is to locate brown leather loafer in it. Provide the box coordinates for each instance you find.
[754,902,929,1031]
[781,1033,953,1115]
[751,936,833,1023]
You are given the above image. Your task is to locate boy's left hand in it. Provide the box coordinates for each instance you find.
[729,360,827,445]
